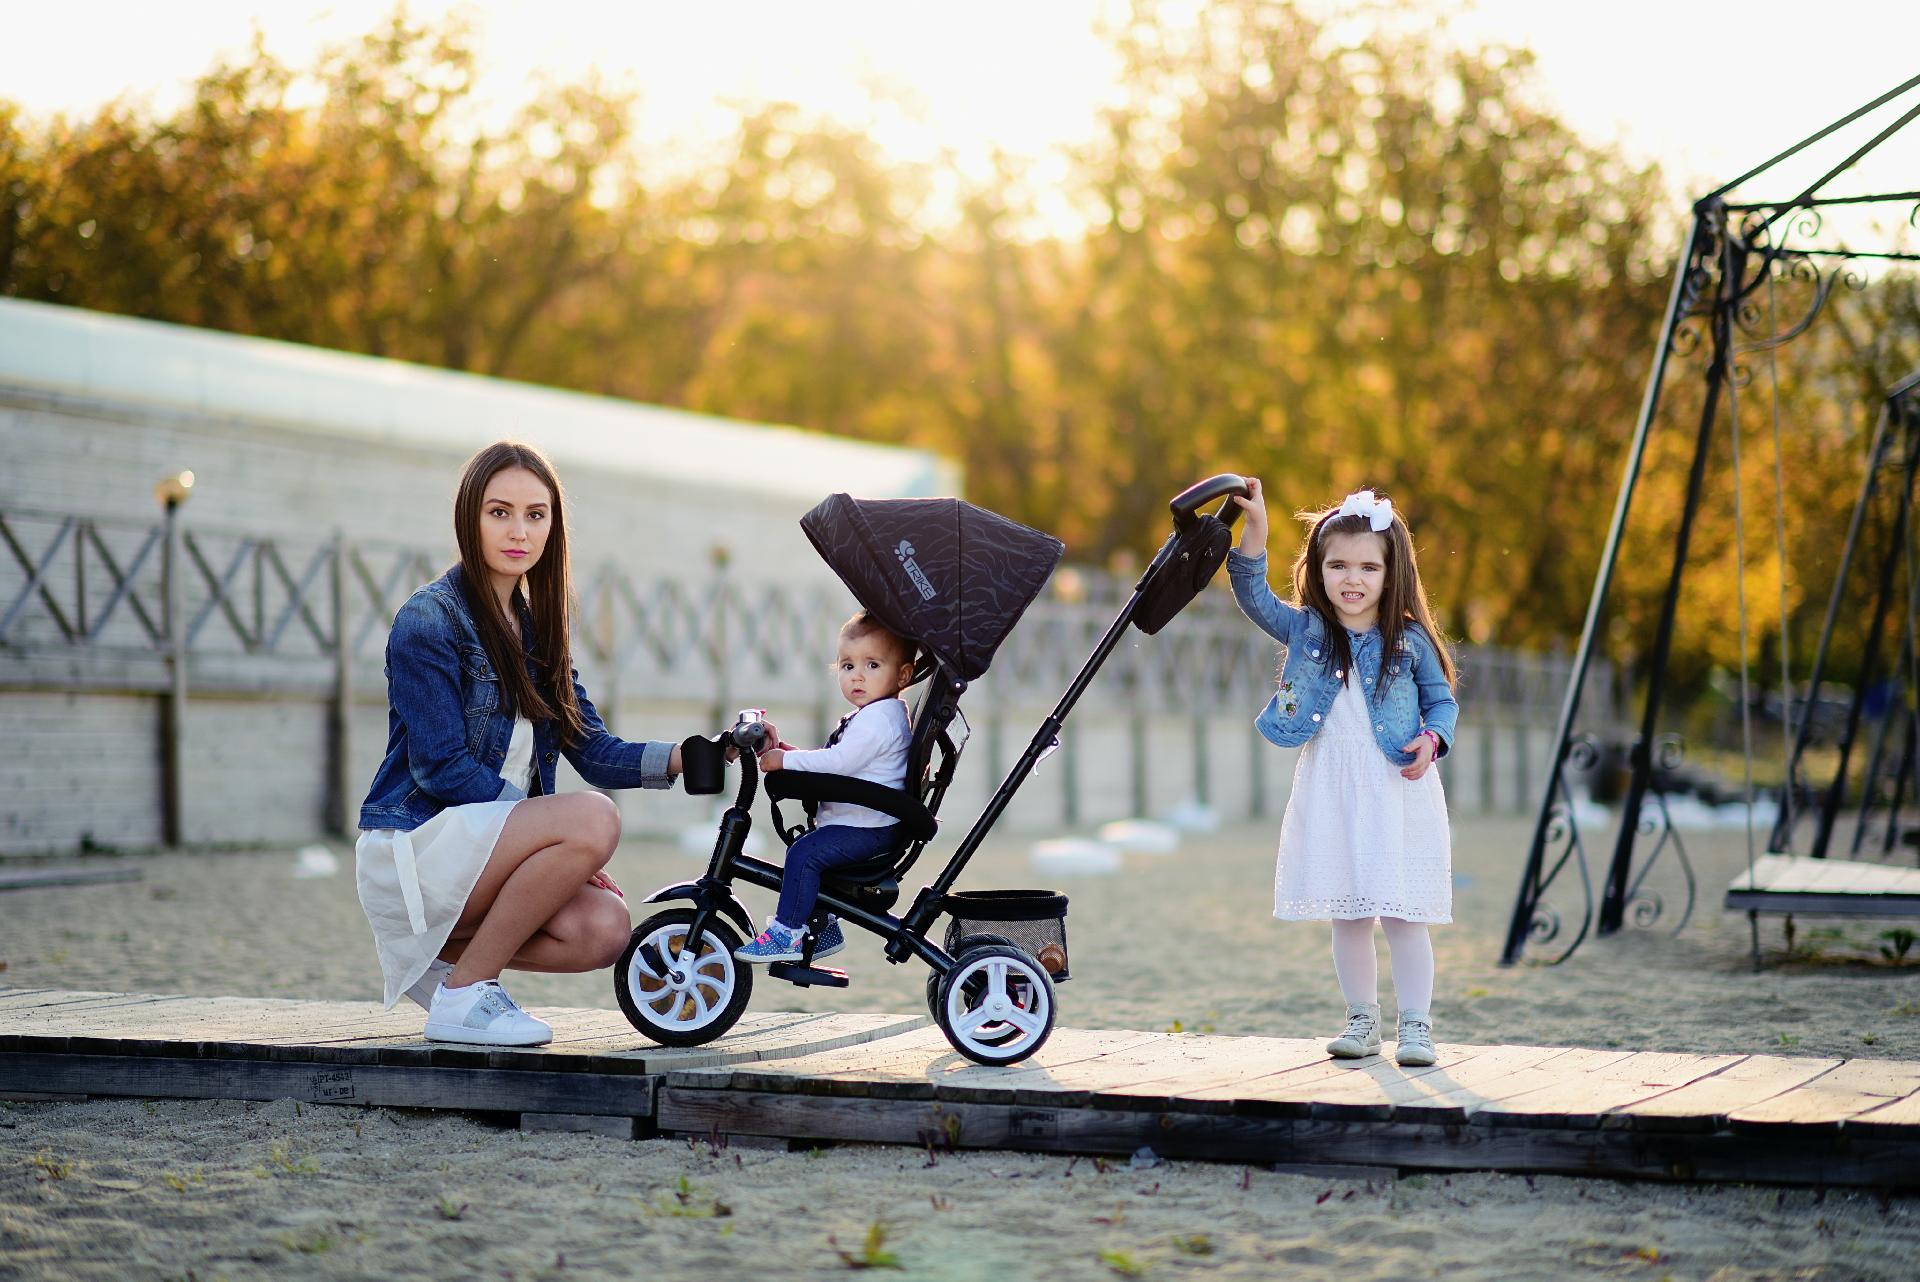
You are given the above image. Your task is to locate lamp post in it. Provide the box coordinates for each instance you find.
[155,471,193,847]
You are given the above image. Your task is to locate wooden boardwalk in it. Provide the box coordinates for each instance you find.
[4,988,1917,1187]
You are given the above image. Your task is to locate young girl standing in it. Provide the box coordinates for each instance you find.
[1228,480,1459,1066]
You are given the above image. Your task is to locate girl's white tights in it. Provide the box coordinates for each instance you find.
[1330,917,1433,1017]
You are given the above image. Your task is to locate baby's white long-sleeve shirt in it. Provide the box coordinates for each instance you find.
[780,697,912,828]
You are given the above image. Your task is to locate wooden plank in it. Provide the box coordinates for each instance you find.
[660,1083,1285,1160]
[1088,1036,1335,1113]
[1611,1055,1844,1132]
[520,1112,642,1139]
[1176,1042,1500,1120]
[667,1025,978,1100]
[1845,1087,1920,1136]
[1360,1044,1579,1123]
[654,1087,1920,1188]
[1730,1060,1920,1129]
[0,991,924,1075]
[0,866,142,891]
[547,1011,924,1064]
[0,989,147,1013]
[931,1030,1175,1106]
[0,1051,659,1117]
[1469,1051,1744,1130]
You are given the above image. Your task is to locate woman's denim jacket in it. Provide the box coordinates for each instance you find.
[358,565,675,832]
[1227,549,1459,767]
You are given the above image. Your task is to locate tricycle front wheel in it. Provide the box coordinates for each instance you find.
[615,907,753,1047]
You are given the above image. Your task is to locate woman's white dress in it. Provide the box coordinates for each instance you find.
[356,717,535,1008]
[1272,679,1452,923]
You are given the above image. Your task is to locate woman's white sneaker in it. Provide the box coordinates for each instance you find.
[424,979,552,1047]
[1325,1002,1382,1058]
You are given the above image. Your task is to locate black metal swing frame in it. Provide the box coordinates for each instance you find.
[1501,75,1920,965]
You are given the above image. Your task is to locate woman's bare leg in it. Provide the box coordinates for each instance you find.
[441,882,631,973]
[445,791,622,988]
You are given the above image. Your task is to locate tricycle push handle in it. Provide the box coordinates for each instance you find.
[1169,474,1250,529]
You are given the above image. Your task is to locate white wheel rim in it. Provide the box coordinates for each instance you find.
[626,921,736,1032]
[944,954,1049,1058]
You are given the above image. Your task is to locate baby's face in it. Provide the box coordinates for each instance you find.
[836,634,910,708]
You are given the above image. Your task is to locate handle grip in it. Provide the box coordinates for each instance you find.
[731,719,771,755]
[1169,473,1251,529]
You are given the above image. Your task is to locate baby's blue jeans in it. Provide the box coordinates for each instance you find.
[775,823,901,926]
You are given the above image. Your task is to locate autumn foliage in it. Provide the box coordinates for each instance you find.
[4,1,1916,698]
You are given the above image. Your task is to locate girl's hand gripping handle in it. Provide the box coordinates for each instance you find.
[1232,477,1270,556]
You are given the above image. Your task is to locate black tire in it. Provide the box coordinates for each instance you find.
[615,906,753,1047]
[935,944,1056,1066]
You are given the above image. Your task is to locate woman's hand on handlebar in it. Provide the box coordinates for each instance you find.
[758,747,785,772]
[1233,477,1269,555]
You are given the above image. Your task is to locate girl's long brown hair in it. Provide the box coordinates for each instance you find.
[453,441,586,746]
[1289,495,1458,693]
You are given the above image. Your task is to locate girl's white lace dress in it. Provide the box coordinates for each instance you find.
[1272,677,1452,922]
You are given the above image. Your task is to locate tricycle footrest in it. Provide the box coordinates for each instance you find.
[768,962,849,989]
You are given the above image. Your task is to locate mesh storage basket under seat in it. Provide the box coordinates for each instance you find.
[942,889,1070,981]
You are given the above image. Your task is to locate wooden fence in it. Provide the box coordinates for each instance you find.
[0,505,1604,851]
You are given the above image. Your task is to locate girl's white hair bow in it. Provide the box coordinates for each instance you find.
[1336,489,1394,532]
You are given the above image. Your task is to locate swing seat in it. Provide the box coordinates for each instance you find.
[1725,853,1920,918]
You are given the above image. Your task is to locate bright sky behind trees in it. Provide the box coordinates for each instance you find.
[5,0,1914,214]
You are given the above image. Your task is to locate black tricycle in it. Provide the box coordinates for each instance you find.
[613,477,1248,1065]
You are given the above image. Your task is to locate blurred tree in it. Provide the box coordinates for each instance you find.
[2,0,1911,700]
[2,12,634,376]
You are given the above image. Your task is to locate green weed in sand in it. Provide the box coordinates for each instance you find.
[1099,1248,1148,1276]
[1879,928,1917,963]
[1168,1233,1213,1255]
[253,1139,317,1177]
[434,1196,468,1221]
[29,1149,73,1181]
[275,1227,363,1255]
[641,1174,731,1219]
[830,1220,902,1270]
[163,1169,205,1192]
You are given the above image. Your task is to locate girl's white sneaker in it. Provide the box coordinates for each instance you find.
[424,979,552,1047]
[1395,1011,1437,1067]
[1325,1002,1382,1058]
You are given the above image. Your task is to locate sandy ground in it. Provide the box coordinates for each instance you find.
[3,813,1919,1279]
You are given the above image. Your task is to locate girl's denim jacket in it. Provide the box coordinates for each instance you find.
[357,565,675,832]
[1227,549,1459,767]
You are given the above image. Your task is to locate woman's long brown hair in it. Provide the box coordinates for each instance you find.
[452,441,586,746]
[1289,496,1458,693]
